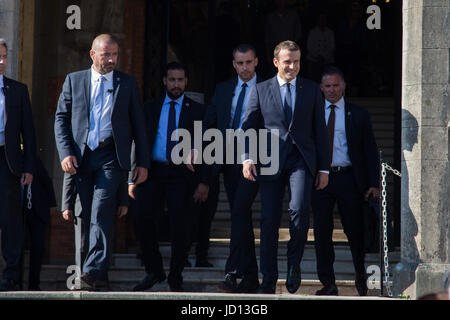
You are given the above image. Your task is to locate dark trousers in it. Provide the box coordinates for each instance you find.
[223,164,259,280]
[311,169,366,285]
[73,196,90,271]
[0,147,23,282]
[75,143,125,281]
[135,162,192,287]
[188,176,220,262]
[24,211,46,288]
[259,148,313,286]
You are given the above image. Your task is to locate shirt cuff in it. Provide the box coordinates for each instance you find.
[319,170,329,174]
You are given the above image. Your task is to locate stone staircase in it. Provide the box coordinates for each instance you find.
[21,98,399,297]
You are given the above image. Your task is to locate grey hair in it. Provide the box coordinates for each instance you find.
[0,38,7,50]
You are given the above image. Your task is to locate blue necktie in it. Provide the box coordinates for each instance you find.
[87,76,105,150]
[284,83,293,125]
[231,83,247,129]
[166,101,177,162]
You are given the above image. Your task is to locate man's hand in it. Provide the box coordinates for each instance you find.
[365,187,379,200]
[128,184,137,200]
[62,209,74,221]
[314,172,329,190]
[117,206,128,219]
[132,166,148,185]
[186,149,199,172]
[242,161,257,182]
[193,183,209,203]
[21,173,33,185]
[61,155,78,175]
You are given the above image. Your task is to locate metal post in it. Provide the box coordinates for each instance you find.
[378,150,384,296]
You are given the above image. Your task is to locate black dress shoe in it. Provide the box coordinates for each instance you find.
[235,278,260,293]
[195,259,213,268]
[169,283,184,292]
[315,284,338,296]
[218,273,237,293]
[28,286,41,291]
[257,282,276,294]
[133,273,166,291]
[0,279,20,291]
[355,274,368,296]
[184,259,192,267]
[80,272,96,290]
[286,266,301,294]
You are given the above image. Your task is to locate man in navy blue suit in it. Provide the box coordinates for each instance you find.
[312,66,379,296]
[198,44,261,293]
[242,40,330,294]
[54,34,149,290]
[130,62,205,292]
[0,39,36,291]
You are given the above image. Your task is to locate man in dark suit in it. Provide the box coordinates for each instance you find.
[312,66,379,296]
[130,62,205,292]
[197,44,261,293]
[24,156,57,290]
[0,39,36,291]
[242,40,330,294]
[54,34,149,290]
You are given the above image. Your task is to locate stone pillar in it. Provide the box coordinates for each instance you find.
[0,0,21,78]
[394,0,450,299]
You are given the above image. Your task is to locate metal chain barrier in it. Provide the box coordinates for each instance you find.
[380,161,401,297]
[26,182,32,210]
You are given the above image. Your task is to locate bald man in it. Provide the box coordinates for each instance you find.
[55,34,150,290]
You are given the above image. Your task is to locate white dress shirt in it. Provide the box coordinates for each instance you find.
[229,74,257,129]
[90,66,114,141]
[276,74,296,115]
[324,97,352,167]
[0,75,5,146]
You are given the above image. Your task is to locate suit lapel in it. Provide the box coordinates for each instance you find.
[344,102,352,148]
[290,76,304,129]
[110,70,121,115]
[83,70,91,117]
[224,78,238,127]
[179,96,191,129]
[2,77,11,125]
[268,76,287,127]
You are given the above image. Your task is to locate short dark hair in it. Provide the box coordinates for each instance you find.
[321,66,345,83]
[164,61,187,78]
[232,43,257,59]
[0,38,7,50]
[274,40,300,60]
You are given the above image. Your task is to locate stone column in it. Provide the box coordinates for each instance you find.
[0,0,21,78]
[394,0,450,299]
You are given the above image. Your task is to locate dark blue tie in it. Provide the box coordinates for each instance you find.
[231,83,247,129]
[284,83,293,125]
[166,101,177,162]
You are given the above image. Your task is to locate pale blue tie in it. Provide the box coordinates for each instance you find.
[87,76,105,150]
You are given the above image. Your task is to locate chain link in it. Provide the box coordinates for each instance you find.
[26,182,32,210]
[379,161,401,297]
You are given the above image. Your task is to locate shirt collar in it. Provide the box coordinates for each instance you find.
[91,66,114,83]
[237,74,257,88]
[277,74,296,88]
[0,74,4,88]
[163,93,184,106]
[325,97,345,110]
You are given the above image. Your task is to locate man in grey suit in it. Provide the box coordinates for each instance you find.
[0,38,36,291]
[242,40,330,294]
[54,34,149,290]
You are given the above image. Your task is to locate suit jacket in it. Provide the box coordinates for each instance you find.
[241,75,329,180]
[201,76,262,184]
[1,77,36,176]
[343,102,380,192]
[25,157,57,224]
[135,95,205,182]
[54,69,150,171]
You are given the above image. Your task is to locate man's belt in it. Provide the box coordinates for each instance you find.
[97,136,114,149]
[330,166,352,173]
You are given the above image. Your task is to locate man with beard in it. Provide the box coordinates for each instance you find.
[130,62,205,292]
[54,34,149,290]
